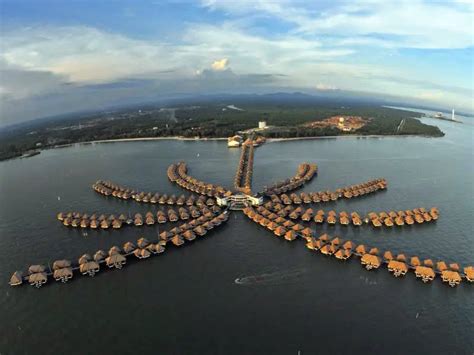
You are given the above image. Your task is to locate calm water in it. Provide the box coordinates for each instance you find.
[0,113,473,354]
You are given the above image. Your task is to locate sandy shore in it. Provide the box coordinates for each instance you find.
[49,133,434,149]
[84,136,228,144]
[1,133,435,162]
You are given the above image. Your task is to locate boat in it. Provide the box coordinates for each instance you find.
[235,269,305,286]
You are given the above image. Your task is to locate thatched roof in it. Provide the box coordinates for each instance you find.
[79,261,100,274]
[361,254,381,268]
[137,237,150,249]
[437,261,448,271]
[28,272,47,284]
[284,230,297,240]
[415,266,435,279]
[108,246,121,256]
[183,230,196,240]
[383,251,394,261]
[267,221,279,230]
[53,268,73,279]
[9,271,23,286]
[160,231,171,240]
[334,249,345,260]
[169,227,181,235]
[28,265,45,274]
[123,242,136,253]
[388,260,408,272]
[396,254,406,262]
[171,235,184,246]
[449,263,460,271]
[319,244,331,255]
[369,247,379,255]
[274,226,287,236]
[106,254,126,266]
[319,233,329,242]
[53,259,71,270]
[441,270,461,283]
[274,217,286,224]
[464,266,474,281]
[133,248,151,259]
[194,226,207,235]
[355,245,366,254]
[424,259,434,267]
[343,240,355,250]
[94,250,106,262]
[410,256,421,267]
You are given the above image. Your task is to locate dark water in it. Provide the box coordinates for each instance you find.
[0,113,473,354]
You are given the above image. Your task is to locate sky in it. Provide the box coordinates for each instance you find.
[0,0,473,126]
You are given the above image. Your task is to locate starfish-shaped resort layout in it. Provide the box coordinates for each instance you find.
[10,139,473,288]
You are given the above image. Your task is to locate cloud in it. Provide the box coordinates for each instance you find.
[0,2,473,124]
[416,90,444,101]
[1,26,181,84]
[0,60,70,100]
[211,58,229,71]
[315,83,338,91]
[202,0,474,49]
[0,23,353,93]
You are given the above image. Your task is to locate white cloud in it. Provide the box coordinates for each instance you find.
[416,90,444,101]
[0,8,472,121]
[202,0,474,49]
[1,23,353,88]
[211,58,229,71]
[315,83,338,91]
[1,26,181,84]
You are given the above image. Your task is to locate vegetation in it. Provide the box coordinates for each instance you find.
[0,100,444,161]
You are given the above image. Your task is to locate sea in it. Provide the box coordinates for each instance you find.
[0,108,473,354]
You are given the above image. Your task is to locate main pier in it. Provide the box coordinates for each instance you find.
[10,138,473,288]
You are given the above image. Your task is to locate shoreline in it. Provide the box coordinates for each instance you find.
[66,133,437,147]
[1,133,439,162]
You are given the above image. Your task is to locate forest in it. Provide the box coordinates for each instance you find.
[0,101,444,161]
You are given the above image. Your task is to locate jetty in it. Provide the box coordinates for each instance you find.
[234,139,255,194]
[258,204,439,228]
[242,206,471,287]
[11,211,229,287]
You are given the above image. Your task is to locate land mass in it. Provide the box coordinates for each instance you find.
[0,94,444,161]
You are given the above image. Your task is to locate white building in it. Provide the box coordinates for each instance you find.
[258,121,267,129]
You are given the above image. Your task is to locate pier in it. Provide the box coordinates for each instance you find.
[234,139,255,194]
[260,204,439,227]
[10,211,229,287]
[242,206,472,287]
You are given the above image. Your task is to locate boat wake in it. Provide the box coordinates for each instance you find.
[234,268,307,286]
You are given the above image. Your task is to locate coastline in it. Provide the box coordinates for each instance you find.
[72,133,436,146]
[0,133,439,162]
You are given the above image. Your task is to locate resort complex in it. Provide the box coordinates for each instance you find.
[9,139,473,289]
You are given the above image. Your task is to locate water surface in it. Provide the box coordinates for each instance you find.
[0,113,473,354]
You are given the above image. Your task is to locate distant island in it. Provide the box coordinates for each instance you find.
[0,96,445,161]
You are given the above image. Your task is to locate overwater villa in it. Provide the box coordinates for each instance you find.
[441,270,462,287]
[361,254,381,270]
[387,260,408,277]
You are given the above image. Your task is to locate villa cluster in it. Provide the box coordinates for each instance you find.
[10,139,472,288]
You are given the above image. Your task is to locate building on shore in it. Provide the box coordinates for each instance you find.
[227,135,242,148]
